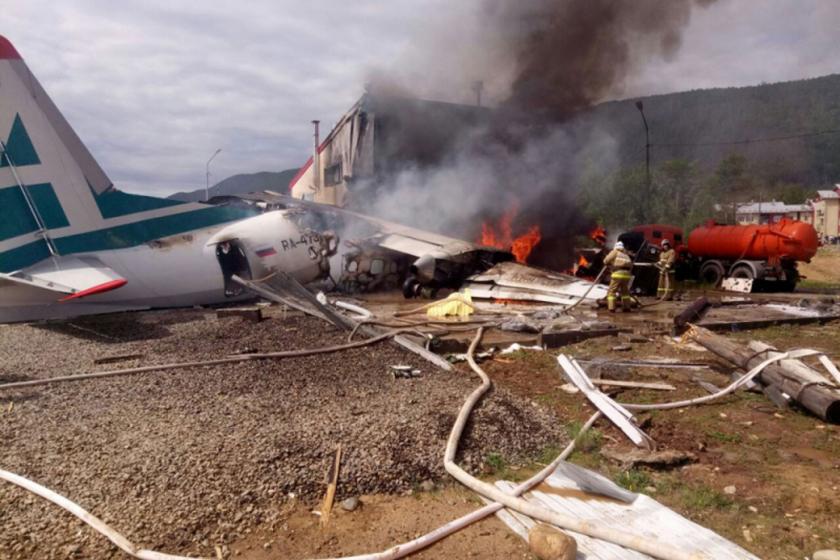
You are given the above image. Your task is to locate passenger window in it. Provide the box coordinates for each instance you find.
[652,230,662,238]
[370,259,384,275]
[346,260,358,272]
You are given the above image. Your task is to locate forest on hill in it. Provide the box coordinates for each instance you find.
[571,74,840,229]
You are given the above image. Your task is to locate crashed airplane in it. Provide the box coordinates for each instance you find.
[0,35,605,323]
[0,36,516,322]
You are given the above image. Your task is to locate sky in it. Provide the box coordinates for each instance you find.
[3,0,840,197]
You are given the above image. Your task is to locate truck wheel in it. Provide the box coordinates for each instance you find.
[699,261,725,286]
[730,263,755,280]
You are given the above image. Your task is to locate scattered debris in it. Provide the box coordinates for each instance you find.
[495,463,759,559]
[721,277,754,293]
[465,262,608,306]
[390,365,422,379]
[319,444,343,527]
[500,317,542,333]
[591,379,676,391]
[425,292,475,318]
[501,343,544,355]
[557,355,653,449]
[601,447,696,468]
[686,325,840,423]
[673,296,712,334]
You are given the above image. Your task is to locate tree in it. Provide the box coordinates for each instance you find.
[652,159,700,228]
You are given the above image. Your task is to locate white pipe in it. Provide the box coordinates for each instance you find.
[619,348,827,412]
[443,328,708,560]
[0,469,210,560]
[0,330,402,391]
[332,299,373,319]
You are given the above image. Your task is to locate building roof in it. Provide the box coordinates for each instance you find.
[817,190,840,199]
[736,201,812,214]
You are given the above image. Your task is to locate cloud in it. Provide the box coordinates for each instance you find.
[3,0,840,196]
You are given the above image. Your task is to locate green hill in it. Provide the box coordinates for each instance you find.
[576,74,840,184]
[168,169,298,202]
[570,74,840,228]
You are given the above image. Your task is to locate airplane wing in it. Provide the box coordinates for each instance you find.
[233,191,500,258]
[0,256,127,301]
[228,191,513,296]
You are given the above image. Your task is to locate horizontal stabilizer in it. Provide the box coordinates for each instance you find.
[0,256,127,301]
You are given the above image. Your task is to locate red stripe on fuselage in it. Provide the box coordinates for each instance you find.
[0,36,22,60]
[59,279,128,302]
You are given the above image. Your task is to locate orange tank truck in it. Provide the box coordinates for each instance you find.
[685,219,818,290]
[687,219,819,263]
[624,220,819,292]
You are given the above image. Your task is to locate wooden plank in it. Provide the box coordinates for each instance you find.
[320,444,342,527]
[687,325,840,423]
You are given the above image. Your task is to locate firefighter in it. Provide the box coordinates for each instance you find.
[657,239,676,301]
[603,241,633,312]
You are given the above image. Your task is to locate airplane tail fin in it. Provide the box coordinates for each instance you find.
[0,35,116,272]
[0,36,232,276]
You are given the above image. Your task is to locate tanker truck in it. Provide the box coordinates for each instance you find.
[621,219,819,292]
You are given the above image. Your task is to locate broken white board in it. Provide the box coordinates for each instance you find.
[466,261,608,304]
[721,277,753,293]
[558,355,652,449]
[494,461,760,559]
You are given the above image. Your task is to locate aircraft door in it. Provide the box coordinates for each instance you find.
[215,240,251,297]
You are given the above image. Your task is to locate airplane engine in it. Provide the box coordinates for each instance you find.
[206,210,337,297]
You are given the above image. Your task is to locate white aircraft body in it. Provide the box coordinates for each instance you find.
[0,36,332,322]
[0,35,592,323]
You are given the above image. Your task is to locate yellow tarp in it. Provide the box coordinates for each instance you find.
[426,290,475,318]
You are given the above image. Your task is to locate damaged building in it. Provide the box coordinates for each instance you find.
[289,92,490,207]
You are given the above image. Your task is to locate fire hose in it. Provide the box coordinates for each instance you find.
[0,329,408,391]
[442,327,708,560]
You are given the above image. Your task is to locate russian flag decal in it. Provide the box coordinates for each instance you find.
[255,247,277,258]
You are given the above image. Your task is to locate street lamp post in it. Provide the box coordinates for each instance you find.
[205,148,222,202]
[635,101,651,221]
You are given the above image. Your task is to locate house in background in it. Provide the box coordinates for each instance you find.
[812,186,840,239]
[289,93,489,207]
[735,200,813,225]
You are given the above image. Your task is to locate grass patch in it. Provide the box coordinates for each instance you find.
[537,444,564,465]
[566,420,603,452]
[798,279,840,290]
[484,452,526,481]
[680,484,734,510]
[706,430,743,444]
[486,452,506,473]
[615,469,652,492]
[534,393,558,406]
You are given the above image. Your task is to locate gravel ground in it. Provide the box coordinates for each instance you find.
[0,308,565,559]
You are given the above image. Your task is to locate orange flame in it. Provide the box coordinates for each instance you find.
[479,208,541,264]
[578,254,590,268]
[590,225,607,245]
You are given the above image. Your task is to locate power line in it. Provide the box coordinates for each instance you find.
[651,127,840,148]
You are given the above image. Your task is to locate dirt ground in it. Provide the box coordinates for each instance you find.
[2,302,840,559]
[799,245,840,286]
[478,320,840,560]
[0,308,560,560]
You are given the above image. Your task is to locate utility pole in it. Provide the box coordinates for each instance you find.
[205,148,221,202]
[635,101,651,222]
[471,81,484,107]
